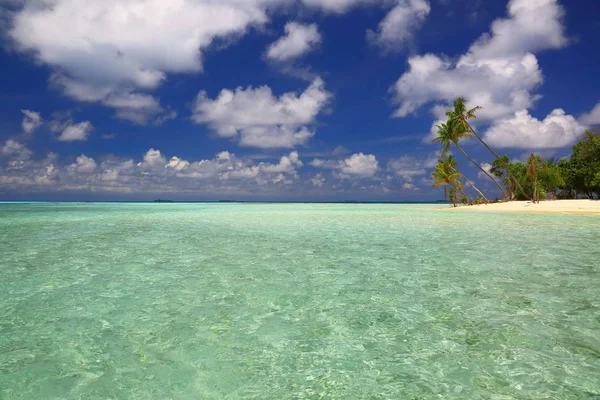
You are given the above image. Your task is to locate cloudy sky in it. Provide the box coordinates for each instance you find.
[0,0,598,201]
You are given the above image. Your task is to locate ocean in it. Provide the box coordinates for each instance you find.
[1,203,599,399]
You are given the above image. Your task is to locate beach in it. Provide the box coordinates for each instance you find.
[442,199,600,215]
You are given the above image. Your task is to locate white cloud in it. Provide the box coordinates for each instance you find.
[0,148,309,195]
[21,109,42,136]
[58,121,93,142]
[166,157,190,171]
[580,103,600,126]
[1,139,32,160]
[401,182,419,191]
[266,22,322,62]
[390,0,567,122]
[478,162,493,180]
[104,92,164,125]
[484,109,586,149]
[467,0,567,60]
[387,155,427,182]
[69,155,97,173]
[310,152,378,178]
[310,173,325,187]
[8,0,278,123]
[192,78,331,148]
[367,0,430,52]
[138,149,167,169]
[299,0,378,13]
[6,0,431,125]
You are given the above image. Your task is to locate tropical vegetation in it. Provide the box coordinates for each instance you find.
[431,98,600,204]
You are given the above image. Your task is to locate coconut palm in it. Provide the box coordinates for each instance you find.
[447,97,510,199]
[431,156,470,206]
[527,153,541,203]
[455,167,489,203]
[491,155,530,200]
[433,118,500,201]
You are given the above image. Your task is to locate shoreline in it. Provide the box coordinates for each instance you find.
[440,199,600,215]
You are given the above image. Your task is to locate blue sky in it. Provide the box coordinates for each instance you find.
[0,0,599,201]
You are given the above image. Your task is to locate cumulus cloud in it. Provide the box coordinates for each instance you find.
[311,152,378,178]
[166,157,191,172]
[367,0,430,52]
[8,0,280,123]
[467,0,567,60]
[266,22,322,62]
[5,0,401,123]
[57,121,93,142]
[138,149,167,169]
[1,139,32,160]
[339,153,378,177]
[192,78,331,148]
[484,109,586,149]
[21,109,42,136]
[390,0,567,122]
[68,155,97,173]
[310,173,326,187]
[0,148,308,195]
[580,103,600,126]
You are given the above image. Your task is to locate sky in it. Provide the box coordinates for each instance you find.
[0,0,599,201]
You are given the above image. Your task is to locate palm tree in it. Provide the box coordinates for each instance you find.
[431,156,470,206]
[448,187,458,206]
[527,153,541,203]
[433,118,500,201]
[447,97,510,199]
[455,166,489,203]
[491,155,530,200]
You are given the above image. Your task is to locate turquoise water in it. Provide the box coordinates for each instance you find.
[1,203,599,399]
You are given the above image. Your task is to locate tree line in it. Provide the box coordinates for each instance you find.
[431,98,600,206]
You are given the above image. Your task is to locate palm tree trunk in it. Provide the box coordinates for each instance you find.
[466,121,500,158]
[458,187,472,205]
[454,142,508,199]
[451,182,471,205]
[455,169,489,203]
[466,121,523,201]
[511,174,531,200]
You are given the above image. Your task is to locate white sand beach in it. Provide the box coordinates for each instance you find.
[442,199,600,215]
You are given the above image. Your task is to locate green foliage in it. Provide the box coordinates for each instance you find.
[432,118,472,155]
[430,98,600,202]
[496,132,599,200]
[538,159,565,199]
[563,130,600,198]
[431,156,464,206]
[448,187,457,207]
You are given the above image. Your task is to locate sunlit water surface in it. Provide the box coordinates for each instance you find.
[1,203,599,399]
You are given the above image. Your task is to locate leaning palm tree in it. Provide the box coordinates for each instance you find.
[491,155,530,200]
[447,97,510,199]
[431,156,470,206]
[433,118,501,201]
[455,166,489,203]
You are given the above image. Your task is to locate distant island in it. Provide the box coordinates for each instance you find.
[153,199,174,203]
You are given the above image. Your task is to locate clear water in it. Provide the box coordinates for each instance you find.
[1,203,599,399]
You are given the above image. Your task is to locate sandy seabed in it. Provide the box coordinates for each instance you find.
[442,199,600,215]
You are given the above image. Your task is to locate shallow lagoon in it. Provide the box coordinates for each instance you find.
[1,203,599,399]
